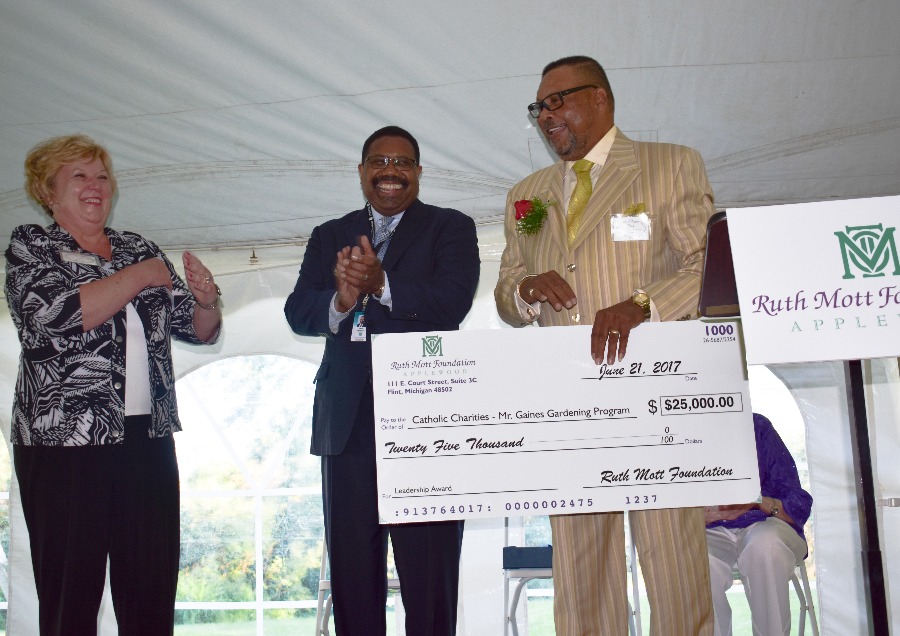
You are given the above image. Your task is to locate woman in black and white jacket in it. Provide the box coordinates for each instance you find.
[5,134,221,635]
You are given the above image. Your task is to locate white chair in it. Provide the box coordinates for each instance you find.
[502,550,552,636]
[314,543,401,636]
[730,559,819,636]
[791,561,819,636]
[503,518,641,636]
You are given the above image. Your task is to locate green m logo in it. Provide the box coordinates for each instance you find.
[421,335,443,357]
[834,224,900,279]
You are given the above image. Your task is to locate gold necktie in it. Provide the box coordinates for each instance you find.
[566,159,594,247]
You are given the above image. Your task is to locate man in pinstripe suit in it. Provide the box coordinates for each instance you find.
[495,56,716,635]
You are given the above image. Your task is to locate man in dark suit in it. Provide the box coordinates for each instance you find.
[285,126,480,635]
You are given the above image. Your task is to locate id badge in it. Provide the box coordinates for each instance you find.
[611,212,650,241]
[351,311,367,342]
[59,250,101,266]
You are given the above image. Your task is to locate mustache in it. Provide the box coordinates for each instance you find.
[373,175,408,188]
[541,114,564,133]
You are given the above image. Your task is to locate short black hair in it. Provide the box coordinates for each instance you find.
[361,126,420,164]
[542,55,615,110]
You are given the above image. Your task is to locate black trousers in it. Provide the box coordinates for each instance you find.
[322,384,464,636]
[15,416,181,636]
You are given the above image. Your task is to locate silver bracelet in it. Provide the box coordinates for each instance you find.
[196,284,222,310]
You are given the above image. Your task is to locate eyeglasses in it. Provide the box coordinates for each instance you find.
[364,155,418,171]
[527,84,599,118]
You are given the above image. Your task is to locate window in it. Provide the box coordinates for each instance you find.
[173,355,322,634]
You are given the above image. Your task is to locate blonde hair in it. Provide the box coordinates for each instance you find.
[24,134,117,216]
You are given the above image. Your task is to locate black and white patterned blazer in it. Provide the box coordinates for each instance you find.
[5,223,214,446]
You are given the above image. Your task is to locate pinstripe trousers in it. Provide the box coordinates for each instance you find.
[551,507,714,635]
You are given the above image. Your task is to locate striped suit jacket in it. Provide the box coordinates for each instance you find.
[495,131,715,327]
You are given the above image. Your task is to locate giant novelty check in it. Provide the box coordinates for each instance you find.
[372,321,758,523]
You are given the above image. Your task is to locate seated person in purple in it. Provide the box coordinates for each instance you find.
[705,413,813,636]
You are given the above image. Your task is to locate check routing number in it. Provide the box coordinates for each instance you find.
[372,321,758,523]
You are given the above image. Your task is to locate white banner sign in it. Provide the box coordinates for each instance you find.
[371,322,758,523]
[728,196,900,364]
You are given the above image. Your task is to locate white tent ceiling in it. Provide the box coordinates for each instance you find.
[2,3,900,633]
[1,0,899,261]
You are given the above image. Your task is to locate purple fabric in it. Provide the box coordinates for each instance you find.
[706,413,813,539]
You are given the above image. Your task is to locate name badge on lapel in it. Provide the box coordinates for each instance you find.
[611,212,650,242]
[59,250,101,266]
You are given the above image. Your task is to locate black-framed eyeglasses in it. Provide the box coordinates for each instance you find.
[364,155,418,171]
[527,84,599,118]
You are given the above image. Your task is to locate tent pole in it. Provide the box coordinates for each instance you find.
[844,359,890,635]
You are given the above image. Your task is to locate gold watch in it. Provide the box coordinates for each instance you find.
[632,291,651,321]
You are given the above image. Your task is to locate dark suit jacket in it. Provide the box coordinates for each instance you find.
[285,199,480,456]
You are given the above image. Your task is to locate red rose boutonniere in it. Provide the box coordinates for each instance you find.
[514,197,553,236]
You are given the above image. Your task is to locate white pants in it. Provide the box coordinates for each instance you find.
[706,518,808,636]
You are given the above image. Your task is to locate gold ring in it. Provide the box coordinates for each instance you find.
[609,329,620,335]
